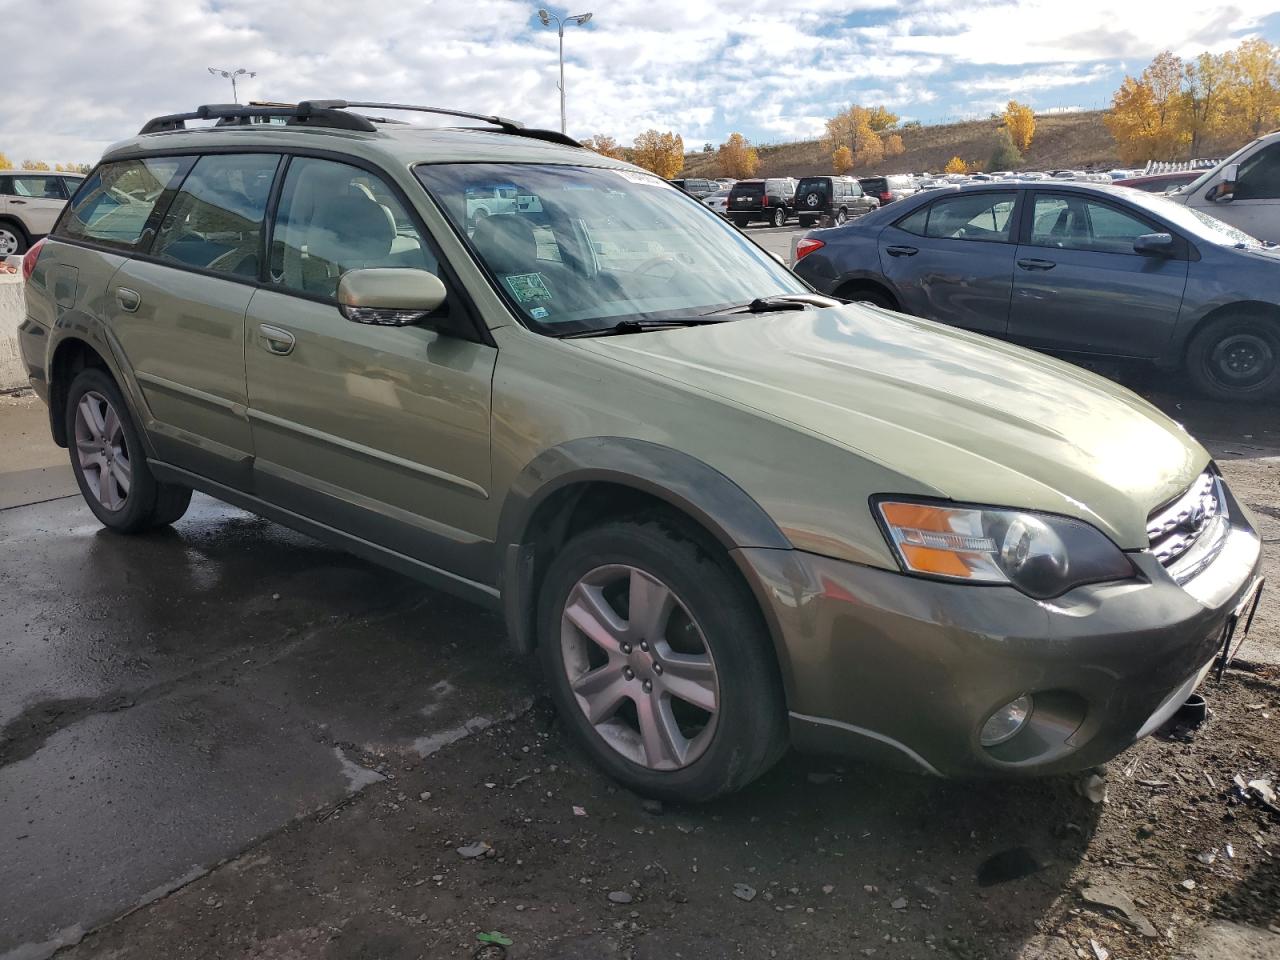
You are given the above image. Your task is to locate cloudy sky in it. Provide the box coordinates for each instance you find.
[3,0,1280,164]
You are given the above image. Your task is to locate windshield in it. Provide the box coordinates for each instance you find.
[1178,138,1262,195]
[1123,190,1263,247]
[417,163,805,335]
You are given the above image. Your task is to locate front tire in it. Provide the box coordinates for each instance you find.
[1185,312,1280,402]
[537,519,788,802]
[65,368,192,533]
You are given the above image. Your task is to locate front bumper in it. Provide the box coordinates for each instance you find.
[737,494,1263,778]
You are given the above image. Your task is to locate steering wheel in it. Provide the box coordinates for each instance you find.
[633,254,688,278]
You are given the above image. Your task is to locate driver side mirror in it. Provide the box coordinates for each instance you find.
[1208,163,1239,202]
[337,268,447,327]
[1133,233,1176,257]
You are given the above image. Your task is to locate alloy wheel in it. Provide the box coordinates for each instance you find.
[74,390,132,511]
[560,564,719,771]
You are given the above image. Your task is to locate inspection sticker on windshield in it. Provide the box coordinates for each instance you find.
[611,169,665,187]
[504,273,553,304]
[529,306,549,320]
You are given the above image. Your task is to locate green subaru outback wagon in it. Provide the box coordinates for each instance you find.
[19,101,1264,801]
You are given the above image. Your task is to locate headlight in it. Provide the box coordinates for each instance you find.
[874,499,1135,599]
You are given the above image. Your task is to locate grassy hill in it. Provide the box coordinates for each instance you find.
[681,110,1121,178]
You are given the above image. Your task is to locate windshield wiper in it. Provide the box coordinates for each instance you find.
[700,293,843,316]
[560,317,732,338]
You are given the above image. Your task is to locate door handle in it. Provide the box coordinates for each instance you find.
[886,245,918,257]
[1017,258,1057,271]
[10,199,26,205]
[115,287,141,312]
[259,324,295,356]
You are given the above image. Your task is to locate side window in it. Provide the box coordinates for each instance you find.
[9,175,66,200]
[61,177,84,200]
[924,192,1017,242]
[152,154,280,278]
[269,157,436,300]
[1235,144,1280,201]
[56,157,191,250]
[1029,195,1152,254]
[895,204,929,236]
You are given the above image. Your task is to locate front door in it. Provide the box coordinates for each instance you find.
[106,153,281,487]
[1008,192,1189,358]
[243,156,496,583]
[0,173,69,239]
[877,190,1020,335]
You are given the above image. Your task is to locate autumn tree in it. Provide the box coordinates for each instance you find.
[865,105,899,132]
[631,130,685,179]
[832,145,853,174]
[580,135,627,160]
[825,104,895,168]
[21,159,51,171]
[1224,38,1280,139]
[1105,49,1191,163]
[884,134,905,157]
[716,132,759,179]
[944,156,967,175]
[989,129,1023,170]
[0,153,11,170]
[1002,101,1036,152]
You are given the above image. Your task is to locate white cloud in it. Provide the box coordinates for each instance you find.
[1,0,1278,162]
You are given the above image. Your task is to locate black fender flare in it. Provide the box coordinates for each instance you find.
[496,437,792,656]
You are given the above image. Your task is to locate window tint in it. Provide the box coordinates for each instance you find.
[924,192,1017,241]
[269,157,436,299]
[1235,143,1280,200]
[61,177,84,199]
[152,154,280,278]
[3,175,66,199]
[56,157,191,249]
[1029,195,1153,254]
[895,204,929,236]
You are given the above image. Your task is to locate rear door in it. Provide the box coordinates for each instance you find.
[88,153,280,487]
[244,156,496,581]
[1007,191,1189,358]
[2,173,69,237]
[877,190,1020,335]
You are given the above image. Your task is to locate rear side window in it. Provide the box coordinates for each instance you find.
[923,192,1017,242]
[1235,143,1280,200]
[152,153,281,278]
[269,156,436,300]
[1,175,66,199]
[56,157,191,250]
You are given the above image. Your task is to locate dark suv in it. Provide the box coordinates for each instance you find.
[728,178,795,227]
[669,177,718,198]
[858,174,917,206]
[794,176,879,227]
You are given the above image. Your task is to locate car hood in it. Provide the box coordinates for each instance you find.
[573,305,1208,549]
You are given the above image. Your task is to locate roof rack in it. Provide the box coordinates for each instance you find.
[138,100,585,148]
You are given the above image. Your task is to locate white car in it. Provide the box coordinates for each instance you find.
[703,188,732,217]
[1168,131,1280,244]
[0,171,85,255]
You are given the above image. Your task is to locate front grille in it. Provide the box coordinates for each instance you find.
[1146,470,1224,567]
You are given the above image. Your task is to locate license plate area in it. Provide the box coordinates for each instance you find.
[1216,577,1265,677]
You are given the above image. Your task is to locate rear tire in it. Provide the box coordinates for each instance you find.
[65,368,192,533]
[537,518,788,802]
[841,286,898,311]
[732,216,751,229]
[771,206,787,228]
[0,220,28,256]
[1185,312,1280,402]
[835,208,848,225]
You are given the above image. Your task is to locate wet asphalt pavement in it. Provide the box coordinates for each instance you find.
[0,375,1277,959]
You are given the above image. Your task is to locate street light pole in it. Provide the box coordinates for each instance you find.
[206,67,257,104]
[537,9,593,135]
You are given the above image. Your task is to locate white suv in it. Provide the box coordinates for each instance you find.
[0,171,85,255]
[1169,131,1280,243]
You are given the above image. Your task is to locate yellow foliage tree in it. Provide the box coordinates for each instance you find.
[865,105,900,133]
[631,130,685,179]
[1105,50,1190,164]
[825,105,888,167]
[832,145,853,174]
[716,133,759,179]
[884,134,905,157]
[580,135,627,160]
[21,159,51,171]
[944,156,967,175]
[0,153,12,170]
[1224,38,1280,138]
[1002,101,1036,152]
[1181,52,1231,154]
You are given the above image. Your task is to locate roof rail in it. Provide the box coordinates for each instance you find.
[138,100,585,148]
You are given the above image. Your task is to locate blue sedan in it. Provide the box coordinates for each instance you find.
[791,182,1280,401]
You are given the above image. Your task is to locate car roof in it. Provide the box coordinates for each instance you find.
[100,102,636,173]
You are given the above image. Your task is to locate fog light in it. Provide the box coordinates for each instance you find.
[980,695,1033,747]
